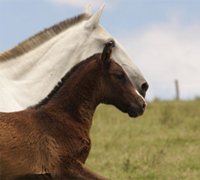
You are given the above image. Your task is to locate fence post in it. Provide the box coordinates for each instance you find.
[175,79,180,100]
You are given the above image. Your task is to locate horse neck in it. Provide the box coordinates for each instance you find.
[1,24,89,110]
[45,59,101,125]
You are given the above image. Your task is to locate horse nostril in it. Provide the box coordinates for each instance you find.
[141,82,149,93]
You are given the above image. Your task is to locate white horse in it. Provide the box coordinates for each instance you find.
[0,5,148,112]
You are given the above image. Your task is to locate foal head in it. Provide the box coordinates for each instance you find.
[98,41,146,117]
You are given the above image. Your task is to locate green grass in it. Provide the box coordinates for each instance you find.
[86,100,200,180]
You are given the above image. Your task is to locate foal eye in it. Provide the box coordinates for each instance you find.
[114,73,125,81]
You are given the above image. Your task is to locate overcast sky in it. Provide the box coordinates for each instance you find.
[0,0,200,101]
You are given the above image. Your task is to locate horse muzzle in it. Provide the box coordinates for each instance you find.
[127,100,146,118]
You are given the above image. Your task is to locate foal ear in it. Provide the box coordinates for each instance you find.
[101,41,115,65]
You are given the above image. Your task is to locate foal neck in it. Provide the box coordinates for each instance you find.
[43,55,102,124]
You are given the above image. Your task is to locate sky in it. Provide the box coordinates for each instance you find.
[0,0,200,101]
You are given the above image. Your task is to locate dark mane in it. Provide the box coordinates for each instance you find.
[0,13,90,61]
[31,53,100,108]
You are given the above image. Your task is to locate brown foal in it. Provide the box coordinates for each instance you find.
[0,41,146,180]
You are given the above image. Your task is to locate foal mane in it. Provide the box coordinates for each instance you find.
[0,13,90,61]
[31,54,100,109]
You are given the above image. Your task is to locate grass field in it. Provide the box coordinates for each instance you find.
[86,100,200,180]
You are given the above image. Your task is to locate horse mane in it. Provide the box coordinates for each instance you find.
[0,13,90,61]
[31,53,100,109]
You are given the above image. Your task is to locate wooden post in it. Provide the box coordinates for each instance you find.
[175,79,180,100]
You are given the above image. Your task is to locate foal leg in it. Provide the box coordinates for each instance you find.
[51,162,111,180]
[79,164,111,180]
[15,173,53,180]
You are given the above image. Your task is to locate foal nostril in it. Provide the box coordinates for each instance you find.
[142,101,147,110]
[139,101,146,115]
[141,82,149,93]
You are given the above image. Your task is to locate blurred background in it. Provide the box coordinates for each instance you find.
[0,0,200,101]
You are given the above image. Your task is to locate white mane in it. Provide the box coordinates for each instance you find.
[0,14,90,61]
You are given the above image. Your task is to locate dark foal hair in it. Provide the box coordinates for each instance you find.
[0,41,145,180]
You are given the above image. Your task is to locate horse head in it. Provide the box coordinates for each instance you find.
[79,5,149,98]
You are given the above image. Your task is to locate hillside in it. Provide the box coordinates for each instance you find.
[86,100,200,180]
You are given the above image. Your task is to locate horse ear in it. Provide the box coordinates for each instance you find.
[101,41,115,66]
[83,4,92,15]
[84,4,105,29]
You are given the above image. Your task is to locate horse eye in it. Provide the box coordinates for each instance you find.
[114,73,125,81]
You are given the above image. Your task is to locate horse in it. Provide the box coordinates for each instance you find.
[0,41,146,180]
[0,4,148,112]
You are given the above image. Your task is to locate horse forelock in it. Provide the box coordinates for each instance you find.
[0,13,91,61]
